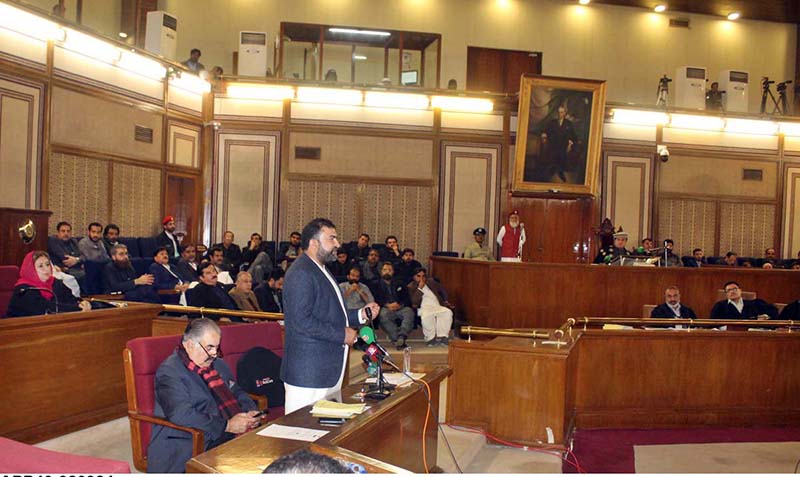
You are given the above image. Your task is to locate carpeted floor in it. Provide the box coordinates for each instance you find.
[565,427,800,473]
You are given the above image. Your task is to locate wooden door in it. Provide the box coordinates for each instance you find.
[165,174,199,245]
[466,46,542,94]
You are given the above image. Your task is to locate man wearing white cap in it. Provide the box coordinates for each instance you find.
[496,211,526,262]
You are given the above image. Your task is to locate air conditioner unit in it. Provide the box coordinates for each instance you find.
[145,11,178,60]
[719,70,749,113]
[674,66,706,109]
[238,31,268,76]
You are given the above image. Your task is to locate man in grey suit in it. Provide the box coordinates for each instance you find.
[281,218,379,414]
[147,318,261,473]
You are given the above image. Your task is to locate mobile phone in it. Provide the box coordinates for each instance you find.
[318,417,345,426]
[252,410,266,418]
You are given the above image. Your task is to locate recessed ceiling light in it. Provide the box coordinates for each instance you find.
[579,0,591,5]
[328,28,390,37]
[654,4,667,12]
[353,55,367,60]
[118,32,128,38]
[727,12,740,20]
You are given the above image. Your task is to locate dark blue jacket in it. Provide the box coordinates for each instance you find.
[281,254,360,388]
[650,303,697,319]
[147,350,256,473]
[149,262,183,291]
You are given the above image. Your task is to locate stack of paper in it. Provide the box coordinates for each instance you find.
[310,400,367,419]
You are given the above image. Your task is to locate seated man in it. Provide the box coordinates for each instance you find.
[228,271,261,311]
[710,281,778,320]
[102,223,120,255]
[156,215,181,258]
[326,249,351,284]
[175,244,199,284]
[359,248,382,294]
[373,262,415,350]
[640,237,654,254]
[240,233,273,285]
[463,227,493,261]
[339,266,374,311]
[760,247,778,268]
[662,239,682,267]
[212,230,243,272]
[685,248,706,267]
[594,230,631,264]
[277,231,301,270]
[149,246,189,305]
[650,286,697,319]
[147,318,261,473]
[380,235,403,266]
[723,251,738,266]
[779,298,800,320]
[78,222,109,262]
[408,267,454,346]
[254,269,284,313]
[347,233,371,264]
[102,244,159,303]
[187,261,243,320]
[395,248,422,285]
[48,221,86,285]
[208,246,234,286]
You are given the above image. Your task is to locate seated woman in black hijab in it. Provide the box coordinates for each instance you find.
[6,251,91,317]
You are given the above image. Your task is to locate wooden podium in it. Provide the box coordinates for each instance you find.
[448,329,800,447]
[187,366,451,473]
[0,207,51,266]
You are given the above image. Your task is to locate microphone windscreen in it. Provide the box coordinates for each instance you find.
[366,344,381,361]
[360,326,376,344]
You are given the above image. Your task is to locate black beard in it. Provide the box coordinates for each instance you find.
[113,259,130,269]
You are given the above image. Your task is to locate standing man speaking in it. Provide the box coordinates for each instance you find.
[281,218,380,413]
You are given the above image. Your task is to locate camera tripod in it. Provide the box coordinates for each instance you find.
[760,76,792,115]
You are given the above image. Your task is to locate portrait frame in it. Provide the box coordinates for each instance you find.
[513,74,607,196]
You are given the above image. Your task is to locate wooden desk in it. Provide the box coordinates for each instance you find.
[447,329,800,446]
[0,303,160,442]
[431,257,800,329]
[187,366,451,473]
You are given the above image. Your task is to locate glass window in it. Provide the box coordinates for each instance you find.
[322,43,352,83]
[353,46,385,85]
[283,41,319,81]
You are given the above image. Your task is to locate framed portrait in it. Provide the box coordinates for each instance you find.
[513,75,607,196]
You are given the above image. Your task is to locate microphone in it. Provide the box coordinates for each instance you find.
[360,326,392,358]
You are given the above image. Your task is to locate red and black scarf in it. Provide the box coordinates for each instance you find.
[177,345,242,420]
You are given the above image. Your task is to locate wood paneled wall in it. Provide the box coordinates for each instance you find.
[0,74,43,209]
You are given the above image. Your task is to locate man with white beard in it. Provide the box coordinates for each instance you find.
[496,210,526,262]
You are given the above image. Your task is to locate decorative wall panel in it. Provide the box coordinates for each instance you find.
[291,103,433,129]
[47,153,109,234]
[0,27,47,68]
[718,202,776,259]
[213,132,280,243]
[662,128,778,151]
[288,132,433,181]
[112,164,162,237]
[783,167,800,258]
[51,87,163,162]
[603,155,652,244]
[283,180,434,266]
[660,155,778,199]
[214,97,284,121]
[439,142,501,254]
[0,75,43,208]
[657,198,717,257]
[168,122,200,168]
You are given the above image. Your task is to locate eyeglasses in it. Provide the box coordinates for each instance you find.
[725,287,740,293]
[198,341,222,359]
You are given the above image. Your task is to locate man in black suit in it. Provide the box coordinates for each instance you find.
[281,218,379,414]
[254,269,284,313]
[174,244,199,283]
[710,281,778,320]
[187,261,242,319]
[102,244,159,303]
[685,248,706,267]
[156,215,181,258]
[48,221,86,285]
[212,230,243,272]
[650,286,697,319]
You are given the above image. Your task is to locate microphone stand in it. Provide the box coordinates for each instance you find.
[663,242,669,268]
[364,355,394,400]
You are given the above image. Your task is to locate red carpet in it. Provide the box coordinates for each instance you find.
[563,427,800,473]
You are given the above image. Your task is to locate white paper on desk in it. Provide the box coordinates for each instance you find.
[364,372,425,387]
[256,424,329,442]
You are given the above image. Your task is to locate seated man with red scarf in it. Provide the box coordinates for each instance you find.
[147,318,262,473]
